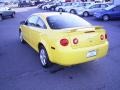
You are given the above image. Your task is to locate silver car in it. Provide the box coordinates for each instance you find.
[65,2,91,13]
[70,3,109,17]
[0,7,15,21]
[55,2,72,12]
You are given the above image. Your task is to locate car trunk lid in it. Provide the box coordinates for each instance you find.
[62,26,106,49]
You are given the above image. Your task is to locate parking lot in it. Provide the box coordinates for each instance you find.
[0,6,120,90]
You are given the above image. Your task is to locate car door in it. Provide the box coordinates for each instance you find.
[111,6,120,18]
[22,15,38,45]
[29,17,47,51]
[89,4,101,15]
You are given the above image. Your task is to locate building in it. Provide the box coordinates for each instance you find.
[113,0,120,5]
[56,0,120,5]
[58,0,112,3]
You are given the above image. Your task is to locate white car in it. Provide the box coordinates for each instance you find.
[42,3,54,10]
[0,7,15,21]
[69,3,109,17]
[55,2,72,12]
[65,2,91,13]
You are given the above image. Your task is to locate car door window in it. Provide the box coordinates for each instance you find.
[26,15,38,26]
[36,18,47,29]
[101,4,108,8]
[113,6,120,11]
[90,4,100,9]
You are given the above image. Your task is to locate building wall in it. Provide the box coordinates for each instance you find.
[113,0,120,5]
[56,0,120,5]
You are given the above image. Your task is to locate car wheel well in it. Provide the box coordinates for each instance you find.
[71,9,75,11]
[103,14,110,17]
[102,14,110,19]
[19,28,21,33]
[84,11,89,13]
[38,43,44,51]
[59,8,63,12]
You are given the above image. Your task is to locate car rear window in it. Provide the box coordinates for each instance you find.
[47,14,91,29]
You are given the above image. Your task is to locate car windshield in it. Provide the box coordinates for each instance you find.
[105,5,115,10]
[85,4,92,8]
[47,14,91,29]
[72,2,80,6]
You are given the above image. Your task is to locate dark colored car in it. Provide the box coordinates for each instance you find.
[18,1,30,7]
[94,5,120,21]
[0,7,15,21]
[35,1,44,6]
[49,3,62,11]
[38,3,47,9]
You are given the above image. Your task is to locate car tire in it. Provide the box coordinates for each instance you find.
[0,15,3,21]
[44,7,47,10]
[19,31,25,43]
[11,12,15,18]
[102,15,109,21]
[70,9,77,14]
[58,8,63,12]
[39,46,52,68]
[83,11,89,17]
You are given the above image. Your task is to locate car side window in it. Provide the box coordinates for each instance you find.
[113,6,120,11]
[26,15,38,26]
[36,18,47,29]
[101,4,108,8]
[90,4,100,9]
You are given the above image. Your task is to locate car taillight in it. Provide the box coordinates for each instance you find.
[100,34,107,40]
[100,35,104,40]
[73,38,78,44]
[105,34,107,39]
[60,38,69,46]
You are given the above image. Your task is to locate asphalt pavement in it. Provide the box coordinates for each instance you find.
[0,6,120,90]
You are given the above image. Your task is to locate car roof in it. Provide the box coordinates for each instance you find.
[33,12,70,18]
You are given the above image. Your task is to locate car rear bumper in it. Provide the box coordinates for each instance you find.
[51,41,109,66]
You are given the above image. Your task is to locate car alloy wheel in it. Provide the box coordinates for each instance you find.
[103,15,109,21]
[39,46,51,68]
[59,8,63,12]
[70,10,76,14]
[83,11,89,17]
[0,15,2,21]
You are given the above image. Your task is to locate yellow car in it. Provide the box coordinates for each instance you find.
[19,12,109,68]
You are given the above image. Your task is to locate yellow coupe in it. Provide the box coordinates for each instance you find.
[19,12,109,68]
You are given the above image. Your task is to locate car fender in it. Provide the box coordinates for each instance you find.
[38,38,54,62]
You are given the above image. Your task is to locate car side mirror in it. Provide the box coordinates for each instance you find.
[20,21,26,25]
